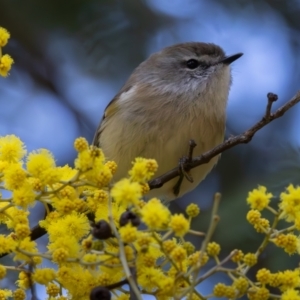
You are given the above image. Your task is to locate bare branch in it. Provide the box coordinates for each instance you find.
[149,91,300,190]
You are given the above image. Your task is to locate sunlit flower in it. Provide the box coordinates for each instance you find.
[169,213,189,237]
[74,137,89,152]
[129,157,158,183]
[207,242,221,257]
[12,182,36,208]
[279,184,300,223]
[111,178,142,206]
[46,212,90,242]
[243,253,257,267]
[247,185,272,210]
[0,135,26,163]
[32,268,56,285]
[141,198,170,229]
[186,203,200,218]
[0,54,13,77]
[0,27,10,47]
[3,163,27,190]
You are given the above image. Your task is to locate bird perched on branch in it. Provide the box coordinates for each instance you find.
[93,42,242,201]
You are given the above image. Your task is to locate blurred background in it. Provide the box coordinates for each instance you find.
[1,0,300,298]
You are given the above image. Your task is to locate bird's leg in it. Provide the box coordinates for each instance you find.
[173,139,197,196]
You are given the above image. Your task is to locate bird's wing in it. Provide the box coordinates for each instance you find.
[92,84,133,147]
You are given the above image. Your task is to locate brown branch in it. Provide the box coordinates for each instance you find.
[149,91,300,190]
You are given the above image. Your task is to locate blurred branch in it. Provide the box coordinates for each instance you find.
[149,91,300,192]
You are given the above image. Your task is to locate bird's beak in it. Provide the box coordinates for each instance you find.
[220,53,243,65]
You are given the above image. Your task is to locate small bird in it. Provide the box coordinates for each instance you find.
[93,42,242,201]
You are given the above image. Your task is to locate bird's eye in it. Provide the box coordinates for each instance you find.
[186,59,199,69]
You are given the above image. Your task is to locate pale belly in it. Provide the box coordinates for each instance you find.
[106,124,224,201]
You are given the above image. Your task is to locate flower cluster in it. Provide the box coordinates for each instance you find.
[0,27,13,77]
[0,135,205,299]
[0,134,300,300]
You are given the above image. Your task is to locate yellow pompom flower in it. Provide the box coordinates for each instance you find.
[141,198,171,229]
[46,212,90,242]
[281,289,300,300]
[119,224,138,243]
[48,236,80,258]
[280,184,300,223]
[97,272,112,287]
[75,147,104,172]
[26,149,61,185]
[52,248,69,264]
[213,283,227,297]
[87,189,109,212]
[273,233,299,255]
[243,253,257,267]
[169,213,189,237]
[28,177,43,191]
[138,267,164,290]
[52,197,75,214]
[46,283,60,297]
[186,203,200,218]
[247,286,269,300]
[140,183,150,195]
[13,288,26,300]
[3,163,27,190]
[16,271,31,289]
[0,290,12,299]
[129,157,158,183]
[135,233,153,252]
[0,160,9,173]
[188,250,209,267]
[247,185,272,211]
[74,137,89,152]
[82,253,99,266]
[170,246,187,263]
[137,252,156,267]
[207,242,221,257]
[111,178,142,206]
[231,249,244,263]
[93,189,109,204]
[280,269,300,291]
[0,27,10,47]
[32,268,56,285]
[0,265,6,280]
[232,277,249,296]
[162,239,177,254]
[183,241,195,255]
[0,54,14,77]
[105,160,118,174]
[0,135,26,163]
[59,165,78,181]
[246,209,261,225]
[253,217,270,233]
[12,183,36,208]
[256,268,271,284]
[4,208,29,229]
[15,223,31,239]
[269,272,283,287]
[94,164,113,187]
[223,286,236,299]
[13,237,38,262]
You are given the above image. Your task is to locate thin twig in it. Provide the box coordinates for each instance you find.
[107,195,141,300]
[149,91,300,191]
[183,193,221,298]
[195,250,238,285]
